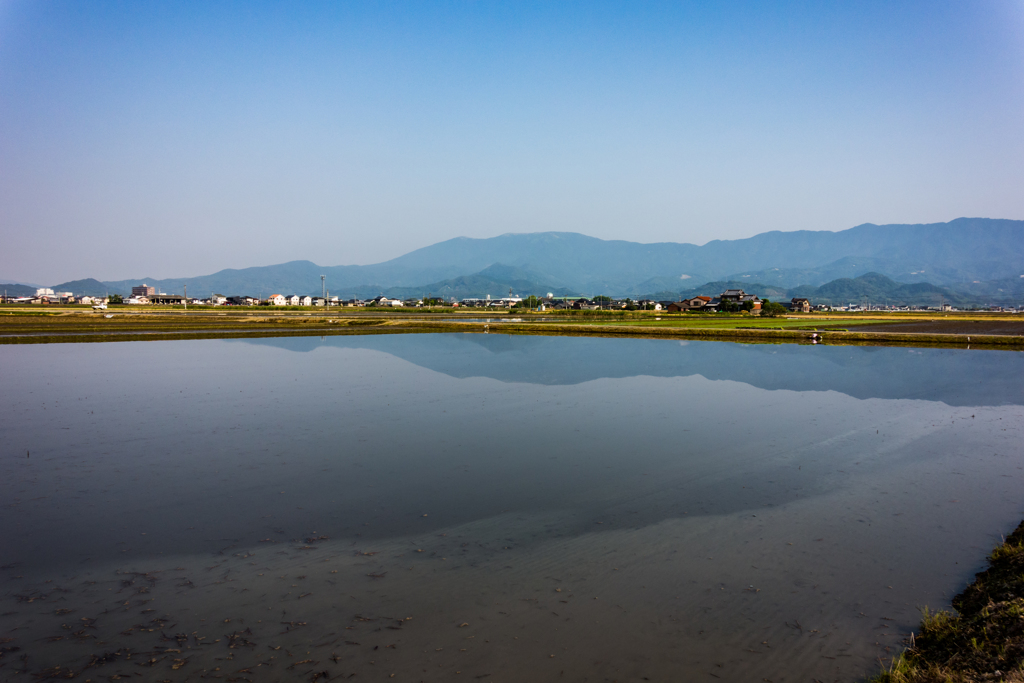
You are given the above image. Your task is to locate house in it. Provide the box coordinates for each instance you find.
[300,296,312,306]
[126,296,151,305]
[210,294,227,305]
[789,297,811,313]
[571,298,600,310]
[665,297,710,312]
[33,290,75,304]
[268,294,286,306]
[286,295,301,306]
[151,294,187,304]
[719,289,760,309]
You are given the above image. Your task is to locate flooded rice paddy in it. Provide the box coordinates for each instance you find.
[1,333,1023,682]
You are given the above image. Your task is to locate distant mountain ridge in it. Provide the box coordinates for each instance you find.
[38,217,1024,305]
[0,283,38,297]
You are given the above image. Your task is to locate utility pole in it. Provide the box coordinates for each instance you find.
[184,285,187,311]
[321,275,326,309]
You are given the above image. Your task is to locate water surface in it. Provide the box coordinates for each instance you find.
[1,334,1022,682]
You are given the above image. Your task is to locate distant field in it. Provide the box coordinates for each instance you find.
[0,306,1020,347]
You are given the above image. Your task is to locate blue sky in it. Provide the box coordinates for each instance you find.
[1,0,1023,283]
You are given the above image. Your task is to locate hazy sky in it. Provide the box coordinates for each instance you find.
[2,1,1023,284]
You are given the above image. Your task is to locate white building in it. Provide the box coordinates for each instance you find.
[269,294,286,306]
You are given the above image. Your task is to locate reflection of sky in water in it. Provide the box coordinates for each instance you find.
[0,335,1022,681]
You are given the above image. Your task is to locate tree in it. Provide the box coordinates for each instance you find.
[108,294,124,304]
[514,295,540,309]
[760,299,788,317]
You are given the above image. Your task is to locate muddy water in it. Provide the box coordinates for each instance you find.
[1,334,1022,682]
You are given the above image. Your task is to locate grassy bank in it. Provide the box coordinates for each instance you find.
[0,307,1021,349]
[874,521,1024,682]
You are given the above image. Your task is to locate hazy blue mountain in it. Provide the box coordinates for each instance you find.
[947,276,1024,305]
[714,256,976,289]
[0,283,38,297]
[361,217,1024,292]
[624,274,712,296]
[379,264,578,300]
[45,217,1024,298]
[793,272,967,306]
[50,278,113,297]
[99,260,331,298]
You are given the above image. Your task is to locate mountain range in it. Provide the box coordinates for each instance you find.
[233,334,1024,406]
[5,217,1023,306]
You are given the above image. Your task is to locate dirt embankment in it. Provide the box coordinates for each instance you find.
[854,320,1024,336]
[873,520,1024,682]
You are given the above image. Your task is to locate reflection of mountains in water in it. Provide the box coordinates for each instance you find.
[235,333,1024,407]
